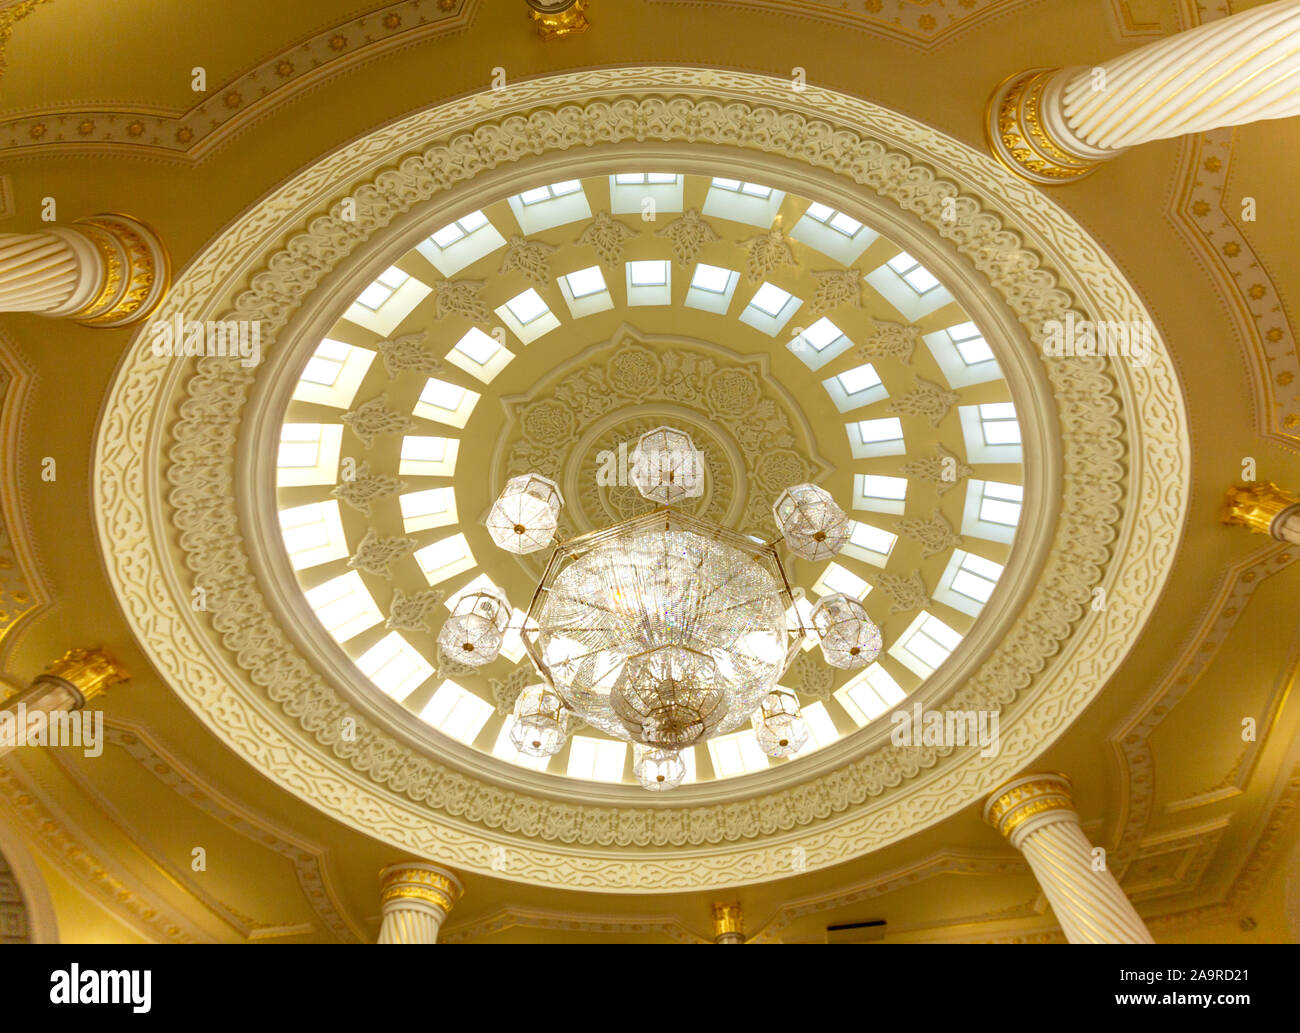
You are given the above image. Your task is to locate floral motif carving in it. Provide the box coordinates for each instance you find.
[432,279,490,323]
[331,461,404,515]
[576,211,637,267]
[348,528,415,578]
[888,376,960,427]
[378,331,442,379]
[811,269,863,313]
[901,445,972,495]
[859,320,920,365]
[499,235,557,285]
[386,588,444,633]
[341,395,413,447]
[656,209,719,265]
[742,228,794,282]
[875,570,929,614]
[897,509,963,558]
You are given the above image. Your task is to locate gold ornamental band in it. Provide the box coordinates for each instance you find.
[380,866,462,913]
[43,647,129,704]
[1221,481,1299,536]
[985,69,1098,184]
[527,0,589,40]
[712,902,743,937]
[72,214,170,327]
[984,774,1075,840]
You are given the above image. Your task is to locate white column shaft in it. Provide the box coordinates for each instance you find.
[1061,0,1300,151]
[377,908,443,944]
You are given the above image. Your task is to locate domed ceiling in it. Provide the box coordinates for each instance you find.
[267,169,1027,790]
[92,67,1188,890]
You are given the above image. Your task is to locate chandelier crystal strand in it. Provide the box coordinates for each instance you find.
[509,684,568,757]
[486,474,564,554]
[773,483,850,561]
[811,592,882,669]
[437,587,511,666]
[752,689,810,758]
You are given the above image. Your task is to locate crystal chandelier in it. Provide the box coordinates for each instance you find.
[441,426,883,790]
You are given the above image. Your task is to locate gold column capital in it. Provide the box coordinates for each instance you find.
[527,0,589,40]
[1220,481,1299,537]
[69,213,170,328]
[983,772,1075,843]
[985,69,1100,185]
[40,647,129,705]
[712,901,744,943]
[379,861,464,916]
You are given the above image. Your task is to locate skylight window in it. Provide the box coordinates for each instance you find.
[507,288,551,322]
[398,435,459,477]
[711,177,773,198]
[803,202,864,237]
[452,328,499,365]
[303,571,383,643]
[948,321,995,365]
[300,338,350,386]
[814,562,872,600]
[356,633,434,700]
[493,714,553,770]
[279,500,349,571]
[419,378,467,411]
[429,210,490,248]
[935,550,1005,617]
[836,663,907,724]
[566,737,627,782]
[628,260,668,286]
[959,403,1022,463]
[276,423,344,486]
[495,289,560,344]
[740,282,802,334]
[708,730,770,777]
[355,266,410,311]
[847,417,906,459]
[841,520,897,568]
[837,364,881,394]
[518,180,582,205]
[799,701,839,752]
[563,266,606,299]
[692,264,733,293]
[750,283,792,317]
[792,318,853,371]
[614,173,679,184]
[979,481,1023,525]
[447,328,514,383]
[399,487,458,533]
[853,472,908,515]
[420,680,495,744]
[413,532,475,585]
[886,252,941,295]
[977,402,1021,445]
[891,611,963,678]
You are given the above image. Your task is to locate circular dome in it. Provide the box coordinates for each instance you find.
[93,68,1188,891]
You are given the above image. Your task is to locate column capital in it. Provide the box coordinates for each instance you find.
[1221,481,1300,538]
[68,214,170,327]
[983,772,1076,848]
[985,69,1108,185]
[526,0,589,40]
[379,861,463,921]
[711,901,744,944]
[37,647,129,706]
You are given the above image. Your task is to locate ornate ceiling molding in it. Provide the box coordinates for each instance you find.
[92,67,1189,890]
[0,0,478,163]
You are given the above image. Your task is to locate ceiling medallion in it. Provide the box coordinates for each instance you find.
[450,427,879,790]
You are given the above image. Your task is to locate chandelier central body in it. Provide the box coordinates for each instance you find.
[529,516,796,748]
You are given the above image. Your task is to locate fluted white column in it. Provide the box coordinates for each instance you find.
[988,0,1300,182]
[0,648,128,758]
[0,215,169,326]
[985,774,1154,944]
[1221,481,1300,545]
[376,862,463,943]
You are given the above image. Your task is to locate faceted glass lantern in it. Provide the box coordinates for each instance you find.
[751,689,809,758]
[437,587,511,667]
[810,592,882,669]
[772,483,850,561]
[510,685,568,757]
[633,744,686,791]
[611,644,728,750]
[486,473,564,554]
[629,426,705,506]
